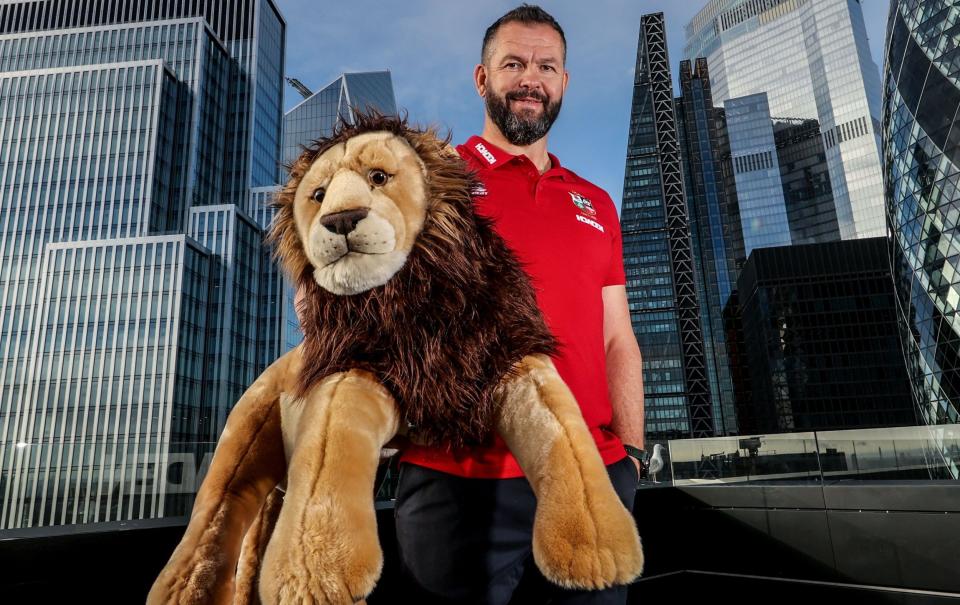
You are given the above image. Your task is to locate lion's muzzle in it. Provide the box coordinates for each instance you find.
[320,209,369,236]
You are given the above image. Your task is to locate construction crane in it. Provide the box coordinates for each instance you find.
[285,77,313,100]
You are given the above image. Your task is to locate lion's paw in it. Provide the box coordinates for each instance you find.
[258,502,382,604]
[530,490,643,590]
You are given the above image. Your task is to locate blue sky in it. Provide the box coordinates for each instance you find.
[275,1,889,210]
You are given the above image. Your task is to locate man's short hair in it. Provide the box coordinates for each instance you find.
[481,4,566,65]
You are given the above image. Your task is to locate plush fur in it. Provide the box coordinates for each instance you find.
[148,115,642,605]
[270,113,557,448]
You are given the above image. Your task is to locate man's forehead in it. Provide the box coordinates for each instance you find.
[490,22,563,58]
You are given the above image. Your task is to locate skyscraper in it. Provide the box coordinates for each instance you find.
[0,1,286,528]
[675,58,743,435]
[722,92,793,254]
[685,0,885,245]
[282,71,397,167]
[884,0,960,426]
[621,13,714,441]
[729,238,915,434]
[274,71,398,352]
[773,117,841,245]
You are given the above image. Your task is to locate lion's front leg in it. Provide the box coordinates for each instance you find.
[147,354,290,605]
[496,354,643,590]
[259,370,400,605]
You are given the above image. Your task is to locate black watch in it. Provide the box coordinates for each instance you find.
[624,444,648,481]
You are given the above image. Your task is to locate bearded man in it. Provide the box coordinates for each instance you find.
[394,5,648,604]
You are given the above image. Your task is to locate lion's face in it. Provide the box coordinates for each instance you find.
[292,131,428,295]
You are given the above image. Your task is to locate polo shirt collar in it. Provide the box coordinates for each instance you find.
[465,135,571,181]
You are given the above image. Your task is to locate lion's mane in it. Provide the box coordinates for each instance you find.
[267,113,558,448]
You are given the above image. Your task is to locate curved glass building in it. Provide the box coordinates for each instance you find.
[884,0,960,425]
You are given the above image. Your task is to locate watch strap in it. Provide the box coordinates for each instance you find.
[623,444,647,462]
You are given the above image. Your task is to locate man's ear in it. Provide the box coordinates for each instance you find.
[474,63,487,97]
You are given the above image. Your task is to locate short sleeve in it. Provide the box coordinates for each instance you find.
[604,205,626,287]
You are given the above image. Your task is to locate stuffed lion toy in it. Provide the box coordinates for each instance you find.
[148,113,643,605]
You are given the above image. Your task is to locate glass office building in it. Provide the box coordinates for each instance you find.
[730,238,916,434]
[621,13,714,441]
[723,93,792,255]
[773,118,841,245]
[685,0,885,245]
[275,71,398,351]
[675,58,742,435]
[0,1,286,528]
[282,71,397,167]
[0,0,287,201]
[884,0,960,426]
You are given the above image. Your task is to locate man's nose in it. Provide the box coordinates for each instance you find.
[517,65,545,90]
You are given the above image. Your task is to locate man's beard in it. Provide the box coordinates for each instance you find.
[485,87,562,146]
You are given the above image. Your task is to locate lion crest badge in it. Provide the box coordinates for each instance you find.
[569,191,596,217]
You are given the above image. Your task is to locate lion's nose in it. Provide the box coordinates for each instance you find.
[320,209,369,236]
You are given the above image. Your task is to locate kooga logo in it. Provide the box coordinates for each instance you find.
[576,214,604,232]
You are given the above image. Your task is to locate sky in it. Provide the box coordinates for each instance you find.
[275,0,891,210]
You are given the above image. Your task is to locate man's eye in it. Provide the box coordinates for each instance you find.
[541,65,556,72]
[505,62,521,69]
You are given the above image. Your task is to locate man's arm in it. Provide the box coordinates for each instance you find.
[602,285,645,456]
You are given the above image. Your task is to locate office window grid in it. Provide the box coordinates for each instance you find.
[622,14,716,442]
[884,0,960,427]
[774,119,841,244]
[2,236,212,528]
[282,72,397,168]
[685,0,886,242]
[0,20,231,227]
[0,2,287,529]
[677,58,741,435]
[0,65,178,491]
[724,93,792,254]
[732,239,916,434]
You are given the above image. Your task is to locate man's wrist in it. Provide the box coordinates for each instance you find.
[623,444,646,462]
[624,444,648,481]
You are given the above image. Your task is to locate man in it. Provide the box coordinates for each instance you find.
[394,5,647,604]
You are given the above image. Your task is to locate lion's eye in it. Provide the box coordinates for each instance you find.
[368,169,390,187]
[311,188,325,203]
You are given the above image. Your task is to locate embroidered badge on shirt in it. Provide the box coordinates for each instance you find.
[470,183,488,197]
[569,191,597,217]
[475,143,497,165]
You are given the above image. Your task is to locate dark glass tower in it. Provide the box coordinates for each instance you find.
[773,119,841,245]
[675,58,743,436]
[730,238,916,433]
[884,0,960,426]
[621,13,714,441]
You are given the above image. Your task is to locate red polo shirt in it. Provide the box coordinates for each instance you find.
[399,135,628,478]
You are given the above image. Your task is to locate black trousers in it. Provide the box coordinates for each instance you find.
[394,457,638,605]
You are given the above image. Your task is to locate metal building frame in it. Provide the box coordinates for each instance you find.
[640,13,715,438]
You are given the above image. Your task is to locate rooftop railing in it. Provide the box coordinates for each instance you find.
[659,424,959,484]
[0,423,956,531]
